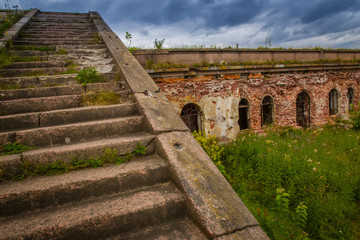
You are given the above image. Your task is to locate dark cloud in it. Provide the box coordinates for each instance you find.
[17,0,360,48]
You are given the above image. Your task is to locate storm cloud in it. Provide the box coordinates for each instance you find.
[10,0,360,48]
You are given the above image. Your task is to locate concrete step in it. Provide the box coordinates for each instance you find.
[0,66,77,77]
[0,72,116,89]
[1,61,70,69]
[0,103,136,132]
[11,48,109,57]
[0,82,123,100]
[0,94,82,115]
[107,217,207,240]
[24,25,97,31]
[19,32,98,38]
[14,39,96,46]
[21,29,98,35]
[37,11,89,17]
[0,132,155,179]
[28,22,94,27]
[2,115,145,148]
[0,182,185,240]
[0,155,169,216]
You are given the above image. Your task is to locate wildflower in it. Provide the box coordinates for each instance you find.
[313,167,317,172]
[317,162,320,165]
[314,149,318,153]
[307,159,312,162]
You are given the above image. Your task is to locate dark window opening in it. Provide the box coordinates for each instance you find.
[238,98,250,130]
[296,91,311,128]
[180,103,201,132]
[329,89,339,115]
[261,96,274,126]
[348,88,354,112]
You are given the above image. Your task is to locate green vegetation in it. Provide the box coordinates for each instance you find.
[12,143,147,181]
[0,10,24,37]
[81,90,122,106]
[1,142,32,155]
[14,45,56,51]
[194,123,360,239]
[75,67,103,85]
[125,31,132,48]
[56,48,67,55]
[91,34,102,44]
[350,103,360,130]
[145,59,188,69]
[154,38,165,49]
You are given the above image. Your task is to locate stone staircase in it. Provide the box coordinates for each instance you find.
[0,11,207,239]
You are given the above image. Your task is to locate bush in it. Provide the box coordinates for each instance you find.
[195,127,360,239]
[350,103,360,130]
[75,67,103,85]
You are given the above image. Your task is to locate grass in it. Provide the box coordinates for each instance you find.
[0,142,32,155]
[81,90,122,106]
[11,143,147,181]
[75,67,103,85]
[13,45,56,52]
[0,11,24,37]
[194,125,360,240]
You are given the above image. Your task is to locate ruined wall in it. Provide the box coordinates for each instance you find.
[155,70,360,140]
[133,49,360,67]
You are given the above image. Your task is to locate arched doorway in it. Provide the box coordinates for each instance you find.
[296,91,311,128]
[238,98,250,130]
[347,88,354,112]
[329,89,339,115]
[180,103,201,132]
[261,96,274,126]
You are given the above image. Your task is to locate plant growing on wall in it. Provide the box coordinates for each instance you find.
[154,38,165,49]
[125,31,132,48]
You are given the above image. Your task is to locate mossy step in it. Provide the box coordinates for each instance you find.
[0,72,116,89]
[0,82,123,100]
[0,132,155,180]
[0,154,169,216]
[0,182,185,240]
[1,61,71,69]
[108,217,207,240]
[1,115,145,148]
[0,102,135,132]
[0,66,79,77]
[13,39,97,46]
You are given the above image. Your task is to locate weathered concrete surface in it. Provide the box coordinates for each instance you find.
[213,226,269,240]
[90,12,159,93]
[109,217,208,240]
[0,154,22,180]
[0,9,39,48]
[133,48,360,67]
[156,131,261,238]
[0,155,169,216]
[0,182,186,240]
[134,92,189,134]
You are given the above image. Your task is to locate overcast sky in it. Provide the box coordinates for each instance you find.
[4,0,360,49]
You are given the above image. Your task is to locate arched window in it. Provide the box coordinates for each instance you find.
[261,96,274,126]
[238,98,250,130]
[296,91,311,128]
[347,88,354,112]
[329,89,339,115]
[180,103,201,132]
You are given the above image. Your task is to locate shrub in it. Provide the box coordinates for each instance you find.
[75,67,103,85]
[350,103,360,130]
[194,127,360,239]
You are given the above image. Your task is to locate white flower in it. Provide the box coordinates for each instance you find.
[313,167,317,172]
[307,159,312,162]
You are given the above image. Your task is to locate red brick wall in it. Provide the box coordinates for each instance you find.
[155,70,360,139]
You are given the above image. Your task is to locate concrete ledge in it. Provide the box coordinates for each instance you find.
[90,12,159,93]
[0,9,39,48]
[156,131,267,239]
[134,92,189,134]
[213,226,269,240]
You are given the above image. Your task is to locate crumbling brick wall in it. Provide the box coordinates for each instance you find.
[155,70,360,139]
